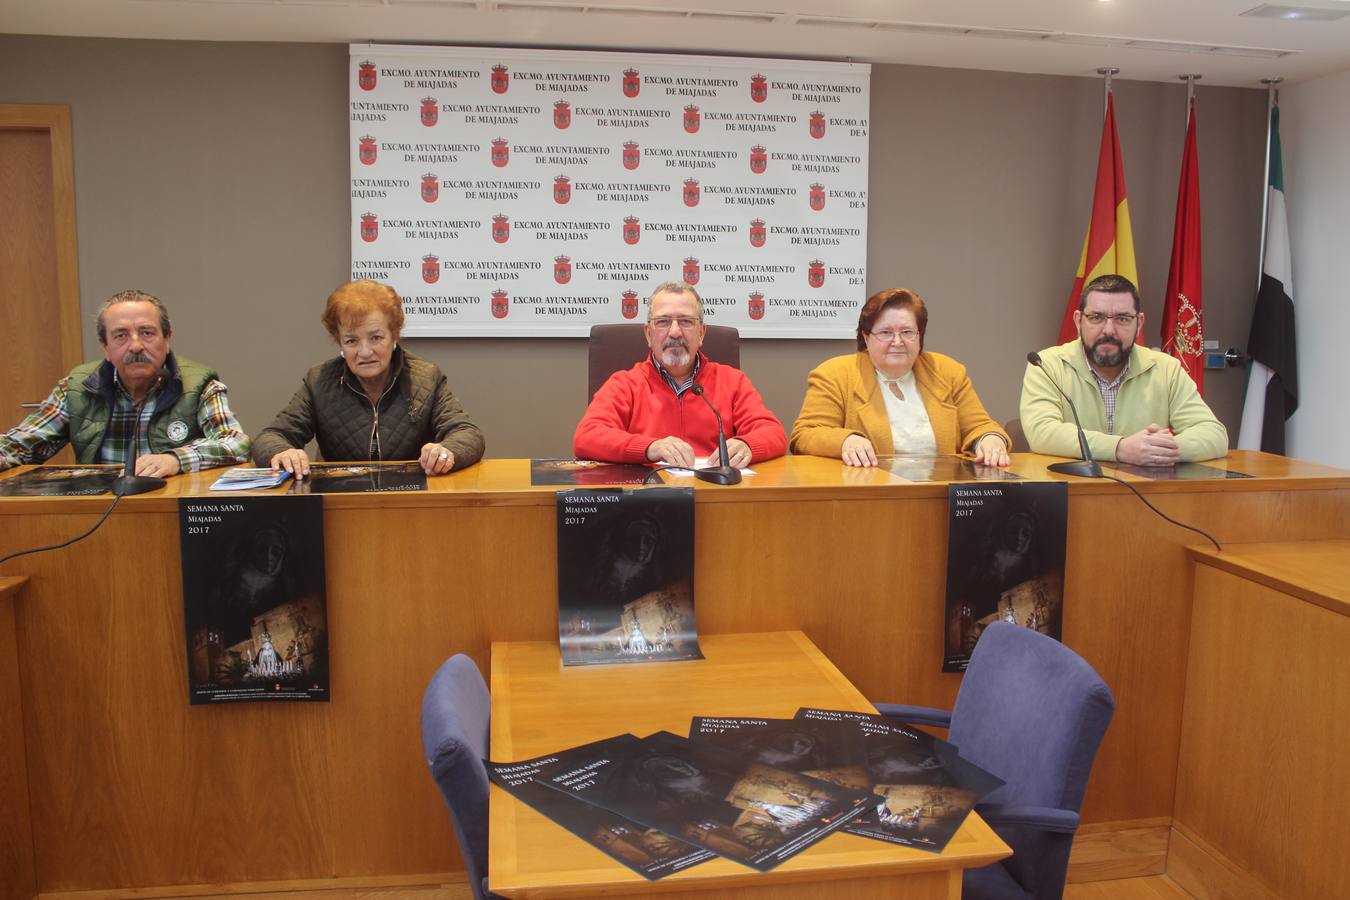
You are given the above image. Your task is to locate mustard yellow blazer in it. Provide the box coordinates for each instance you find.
[790,351,1009,457]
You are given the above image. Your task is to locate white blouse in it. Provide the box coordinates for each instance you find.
[876,368,938,456]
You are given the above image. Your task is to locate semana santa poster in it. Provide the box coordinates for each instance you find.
[555,487,701,666]
[942,482,1068,671]
[349,45,870,337]
[179,496,330,703]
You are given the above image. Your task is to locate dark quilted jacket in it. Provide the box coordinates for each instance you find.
[252,347,484,469]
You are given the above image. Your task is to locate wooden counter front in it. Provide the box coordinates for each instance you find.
[1172,542,1350,899]
[1,451,1347,894]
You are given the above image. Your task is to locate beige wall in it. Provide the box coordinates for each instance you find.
[1284,69,1350,469]
[1,35,1267,459]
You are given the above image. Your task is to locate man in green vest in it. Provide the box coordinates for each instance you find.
[0,290,250,476]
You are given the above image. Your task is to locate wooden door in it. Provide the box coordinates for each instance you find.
[0,105,83,463]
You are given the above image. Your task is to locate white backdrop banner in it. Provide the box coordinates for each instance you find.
[349,45,870,338]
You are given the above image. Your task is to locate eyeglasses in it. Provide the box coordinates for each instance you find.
[869,329,920,343]
[1082,312,1138,327]
[649,316,702,331]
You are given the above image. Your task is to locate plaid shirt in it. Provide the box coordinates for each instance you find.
[650,352,702,397]
[0,370,249,473]
[1087,358,1131,433]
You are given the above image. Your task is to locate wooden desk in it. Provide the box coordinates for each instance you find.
[0,576,35,900]
[488,630,1011,898]
[0,452,1347,895]
[1168,541,1350,900]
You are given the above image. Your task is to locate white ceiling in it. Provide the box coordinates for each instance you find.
[6,0,1350,88]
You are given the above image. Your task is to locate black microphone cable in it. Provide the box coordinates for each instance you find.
[1026,349,1222,551]
[0,493,123,567]
[1098,472,1222,551]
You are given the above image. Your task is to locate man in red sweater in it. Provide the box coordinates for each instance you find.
[574,281,787,468]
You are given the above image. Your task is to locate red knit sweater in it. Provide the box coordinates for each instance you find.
[573,355,787,464]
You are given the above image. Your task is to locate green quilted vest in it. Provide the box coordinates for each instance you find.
[66,356,218,463]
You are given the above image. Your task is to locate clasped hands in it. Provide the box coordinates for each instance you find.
[1116,424,1180,467]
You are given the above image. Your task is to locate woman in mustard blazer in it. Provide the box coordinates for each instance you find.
[790,288,1010,467]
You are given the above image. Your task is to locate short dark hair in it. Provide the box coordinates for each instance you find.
[1079,274,1141,312]
[96,290,171,343]
[856,288,928,351]
[321,280,406,341]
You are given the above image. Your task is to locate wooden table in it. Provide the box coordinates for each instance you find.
[488,630,1011,898]
[1,452,1348,895]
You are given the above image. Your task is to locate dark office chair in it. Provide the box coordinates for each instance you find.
[421,653,498,900]
[587,323,741,400]
[873,623,1114,900]
[1005,418,1029,453]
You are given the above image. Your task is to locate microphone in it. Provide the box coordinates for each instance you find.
[1026,351,1102,478]
[1023,353,1222,550]
[690,384,742,485]
[112,375,167,497]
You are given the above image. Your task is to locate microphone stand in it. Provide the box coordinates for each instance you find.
[690,385,741,485]
[1026,351,1102,478]
[1022,351,1221,549]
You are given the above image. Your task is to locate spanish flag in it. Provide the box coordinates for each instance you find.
[1059,92,1138,344]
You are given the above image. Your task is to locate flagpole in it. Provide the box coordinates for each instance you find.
[1256,77,1282,287]
[1097,66,1120,115]
[1180,74,1201,127]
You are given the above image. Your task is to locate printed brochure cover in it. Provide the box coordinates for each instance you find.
[536,730,873,871]
[531,458,657,486]
[0,464,121,496]
[179,495,329,704]
[943,481,1068,671]
[795,708,1004,853]
[288,461,427,494]
[556,487,701,666]
[488,738,714,880]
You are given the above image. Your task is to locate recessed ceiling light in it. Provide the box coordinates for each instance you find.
[1242,4,1350,21]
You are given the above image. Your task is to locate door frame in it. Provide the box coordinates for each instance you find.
[0,104,83,372]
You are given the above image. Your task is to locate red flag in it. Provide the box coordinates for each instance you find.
[1059,93,1138,344]
[1161,98,1204,392]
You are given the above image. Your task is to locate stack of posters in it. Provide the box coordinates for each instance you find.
[792,709,1004,851]
[555,487,701,666]
[488,709,1003,879]
[288,461,427,494]
[179,495,330,703]
[943,482,1069,671]
[531,458,657,486]
[488,742,715,880]
[0,464,121,496]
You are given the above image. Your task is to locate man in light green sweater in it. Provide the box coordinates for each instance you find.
[1021,275,1227,466]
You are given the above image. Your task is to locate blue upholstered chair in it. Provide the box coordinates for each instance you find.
[874,622,1115,900]
[420,654,497,900]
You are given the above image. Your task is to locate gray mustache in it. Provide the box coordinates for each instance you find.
[663,338,689,351]
[124,351,152,363]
